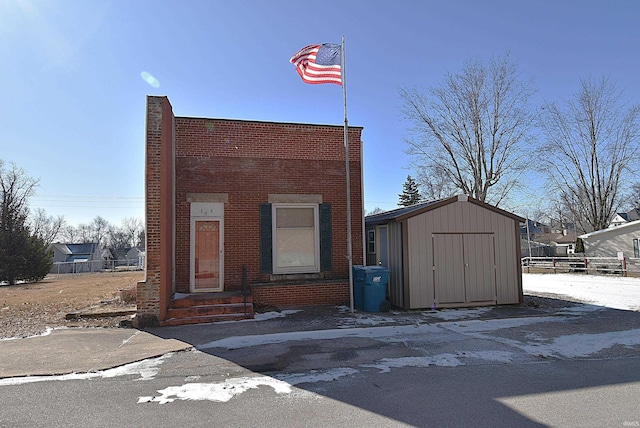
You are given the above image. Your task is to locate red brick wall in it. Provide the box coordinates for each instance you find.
[139,98,365,320]
[174,118,364,294]
[137,96,174,324]
[252,282,350,308]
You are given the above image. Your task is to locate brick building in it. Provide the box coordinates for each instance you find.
[136,96,364,326]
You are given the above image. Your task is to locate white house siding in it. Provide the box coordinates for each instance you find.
[581,220,640,258]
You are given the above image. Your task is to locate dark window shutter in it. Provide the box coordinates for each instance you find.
[259,203,272,273]
[319,203,332,271]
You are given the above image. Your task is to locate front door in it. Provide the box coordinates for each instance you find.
[194,220,221,291]
[191,202,224,292]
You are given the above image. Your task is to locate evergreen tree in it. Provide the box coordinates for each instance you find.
[399,175,422,207]
[0,160,52,285]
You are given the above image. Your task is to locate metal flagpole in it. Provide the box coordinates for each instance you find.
[341,35,354,313]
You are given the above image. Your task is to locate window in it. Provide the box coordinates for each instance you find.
[367,230,375,254]
[260,202,332,274]
[272,204,319,273]
[634,239,639,258]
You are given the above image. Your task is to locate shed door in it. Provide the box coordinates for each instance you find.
[433,233,496,304]
[433,234,466,303]
[377,225,389,267]
[464,234,496,302]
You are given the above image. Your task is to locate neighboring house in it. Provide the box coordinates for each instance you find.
[519,219,548,242]
[136,96,364,326]
[101,248,114,261]
[533,232,579,256]
[48,243,102,273]
[580,220,640,258]
[521,238,551,258]
[125,247,145,270]
[365,195,524,310]
[101,247,145,270]
[609,208,640,228]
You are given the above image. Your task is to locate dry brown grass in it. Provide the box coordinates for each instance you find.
[0,271,143,339]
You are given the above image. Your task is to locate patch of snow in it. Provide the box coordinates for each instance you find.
[518,328,640,358]
[1,326,59,342]
[336,314,398,328]
[0,355,169,386]
[253,310,301,321]
[198,324,443,350]
[139,368,357,404]
[172,293,190,300]
[275,368,358,386]
[423,307,493,321]
[523,273,640,311]
[138,375,293,404]
[438,316,565,333]
[362,354,463,371]
[362,351,514,372]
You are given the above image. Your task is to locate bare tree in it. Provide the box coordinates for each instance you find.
[401,53,537,206]
[414,165,458,201]
[107,225,130,256]
[59,224,79,243]
[122,217,144,247]
[76,223,93,243]
[90,216,110,247]
[539,77,640,232]
[366,207,385,216]
[30,208,65,246]
[631,182,640,209]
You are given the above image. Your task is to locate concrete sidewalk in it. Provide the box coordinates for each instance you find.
[0,329,191,378]
[0,299,600,379]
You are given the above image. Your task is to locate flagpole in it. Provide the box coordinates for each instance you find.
[341,35,354,313]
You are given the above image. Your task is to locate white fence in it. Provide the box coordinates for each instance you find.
[51,257,145,275]
[522,256,640,277]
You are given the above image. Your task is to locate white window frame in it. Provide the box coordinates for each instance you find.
[272,203,320,274]
[367,229,376,254]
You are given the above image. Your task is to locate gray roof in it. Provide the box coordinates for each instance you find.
[48,243,100,262]
[365,198,446,225]
[365,195,524,226]
[628,208,640,221]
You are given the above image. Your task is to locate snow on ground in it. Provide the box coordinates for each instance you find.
[523,273,640,311]
[6,272,640,404]
[0,327,57,342]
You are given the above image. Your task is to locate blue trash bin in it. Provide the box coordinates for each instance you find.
[353,265,389,312]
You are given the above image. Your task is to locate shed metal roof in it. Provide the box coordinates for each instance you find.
[365,195,524,226]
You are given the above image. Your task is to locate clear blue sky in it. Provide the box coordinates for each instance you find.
[2,0,639,226]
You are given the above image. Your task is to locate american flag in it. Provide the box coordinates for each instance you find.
[289,43,342,85]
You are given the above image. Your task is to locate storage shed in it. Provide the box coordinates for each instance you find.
[365,195,524,309]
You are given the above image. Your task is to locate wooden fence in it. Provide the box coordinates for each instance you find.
[521,256,640,277]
